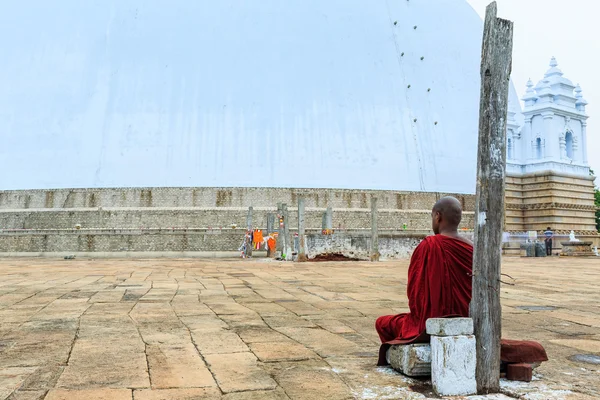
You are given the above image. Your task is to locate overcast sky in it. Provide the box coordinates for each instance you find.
[466,0,599,177]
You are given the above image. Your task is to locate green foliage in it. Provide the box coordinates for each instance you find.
[595,188,600,232]
[593,169,599,231]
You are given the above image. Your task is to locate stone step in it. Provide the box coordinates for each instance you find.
[386,344,431,377]
[0,230,424,259]
[0,208,474,231]
[0,187,475,211]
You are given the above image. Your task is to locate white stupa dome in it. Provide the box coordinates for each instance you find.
[0,0,521,193]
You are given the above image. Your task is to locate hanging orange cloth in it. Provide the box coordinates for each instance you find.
[253,230,264,249]
[267,236,276,251]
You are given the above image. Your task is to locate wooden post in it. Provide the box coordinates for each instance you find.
[245,206,253,258]
[297,197,308,262]
[370,196,380,262]
[282,204,292,260]
[326,207,332,231]
[470,2,513,394]
[276,203,283,253]
[322,207,333,233]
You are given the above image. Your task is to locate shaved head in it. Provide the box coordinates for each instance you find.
[431,196,463,234]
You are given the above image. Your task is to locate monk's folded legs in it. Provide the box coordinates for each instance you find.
[375,314,405,343]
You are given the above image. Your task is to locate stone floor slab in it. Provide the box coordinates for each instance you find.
[5,389,47,400]
[204,352,277,393]
[222,388,290,400]
[133,388,222,400]
[45,389,133,400]
[266,360,353,400]
[0,367,37,399]
[192,331,249,355]
[146,343,217,388]
[236,327,293,344]
[249,341,318,362]
[275,327,361,358]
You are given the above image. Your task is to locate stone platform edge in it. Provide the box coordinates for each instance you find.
[0,251,250,259]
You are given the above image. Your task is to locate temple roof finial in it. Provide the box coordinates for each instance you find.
[522,78,538,105]
[575,84,588,108]
[545,56,563,78]
[526,78,534,89]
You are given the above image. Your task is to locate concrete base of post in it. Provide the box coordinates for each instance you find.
[431,335,477,396]
[427,318,477,397]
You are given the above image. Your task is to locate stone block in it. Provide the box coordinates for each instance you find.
[534,242,547,257]
[520,243,535,257]
[431,335,476,397]
[426,318,473,336]
[506,363,532,382]
[386,344,431,377]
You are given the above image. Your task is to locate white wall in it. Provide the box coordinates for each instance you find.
[0,0,521,193]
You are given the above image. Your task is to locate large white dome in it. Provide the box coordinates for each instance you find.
[0,0,521,193]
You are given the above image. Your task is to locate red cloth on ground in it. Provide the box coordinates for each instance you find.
[501,339,548,364]
[376,234,473,365]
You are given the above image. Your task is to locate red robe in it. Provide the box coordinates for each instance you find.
[376,234,473,365]
[375,235,549,367]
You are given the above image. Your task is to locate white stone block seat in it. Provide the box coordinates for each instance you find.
[386,317,477,397]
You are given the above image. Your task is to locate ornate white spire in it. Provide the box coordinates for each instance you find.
[575,84,588,111]
[535,77,553,103]
[540,57,574,97]
[544,56,563,78]
[522,79,538,108]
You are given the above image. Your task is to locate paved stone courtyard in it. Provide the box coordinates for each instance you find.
[0,257,599,400]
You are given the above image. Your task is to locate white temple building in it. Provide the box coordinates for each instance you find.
[508,57,590,177]
[504,58,595,234]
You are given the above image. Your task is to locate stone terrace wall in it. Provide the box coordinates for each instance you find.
[0,229,428,260]
[0,208,475,231]
[0,187,476,211]
[0,187,475,256]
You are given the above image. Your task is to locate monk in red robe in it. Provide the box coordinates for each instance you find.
[376,197,548,369]
[376,196,473,366]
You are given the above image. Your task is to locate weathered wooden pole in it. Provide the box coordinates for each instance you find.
[245,206,253,258]
[370,196,380,262]
[297,197,308,262]
[276,203,284,254]
[470,2,513,394]
[282,204,292,260]
[322,207,333,232]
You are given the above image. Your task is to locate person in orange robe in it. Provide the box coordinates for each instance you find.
[375,196,473,366]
